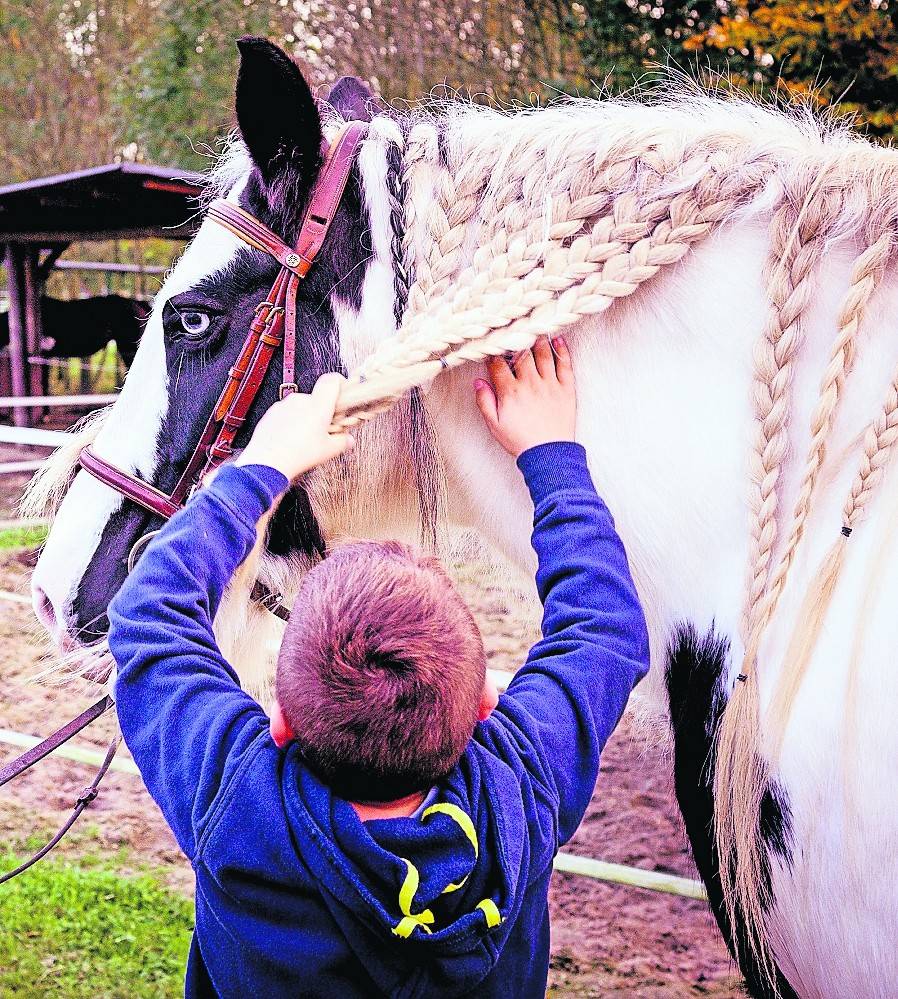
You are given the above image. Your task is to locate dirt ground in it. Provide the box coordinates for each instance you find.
[0,447,744,997]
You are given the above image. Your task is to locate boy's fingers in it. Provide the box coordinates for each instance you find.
[552,336,573,383]
[329,432,355,456]
[473,378,499,429]
[533,336,555,378]
[311,372,345,414]
[512,347,537,382]
[485,355,514,394]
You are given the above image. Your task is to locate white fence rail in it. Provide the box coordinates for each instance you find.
[0,425,68,447]
[0,393,116,408]
[0,530,708,902]
[0,460,44,474]
[0,723,707,899]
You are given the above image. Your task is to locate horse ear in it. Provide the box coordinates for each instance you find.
[327,76,375,122]
[235,36,322,187]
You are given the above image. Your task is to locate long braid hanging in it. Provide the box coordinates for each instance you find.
[386,129,414,325]
[385,121,444,549]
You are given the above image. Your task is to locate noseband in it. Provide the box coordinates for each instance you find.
[79,121,367,602]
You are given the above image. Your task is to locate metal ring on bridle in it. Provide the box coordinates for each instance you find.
[127,530,161,573]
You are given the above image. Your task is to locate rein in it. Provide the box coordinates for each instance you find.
[0,121,367,884]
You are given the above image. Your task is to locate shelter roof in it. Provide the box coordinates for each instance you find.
[0,162,205,243]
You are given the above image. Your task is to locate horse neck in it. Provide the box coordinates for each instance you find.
[425,225,770,715]
[423,203,898,719]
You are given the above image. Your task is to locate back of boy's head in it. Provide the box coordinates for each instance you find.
[276,540,487,802]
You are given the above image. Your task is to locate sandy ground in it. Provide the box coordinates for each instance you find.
[0,447,743,997]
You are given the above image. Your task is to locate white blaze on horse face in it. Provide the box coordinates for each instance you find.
[31,182,249,644]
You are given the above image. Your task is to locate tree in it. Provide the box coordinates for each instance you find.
[571,0,728,90]
[686,0,898,138]
[0,0,151,180]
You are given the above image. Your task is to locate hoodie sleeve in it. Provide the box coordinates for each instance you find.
[107,463,288,860]
[488,441,650,846]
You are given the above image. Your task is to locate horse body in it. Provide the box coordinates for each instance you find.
[25,38,898,996]
[424,224,898,997]
[0,294,147,363]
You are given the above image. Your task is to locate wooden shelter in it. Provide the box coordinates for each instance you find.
[0,162,203,425]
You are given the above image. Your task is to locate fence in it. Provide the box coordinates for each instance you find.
[0,401,114,476]
[0,708,706,900]
[0,579,706,902]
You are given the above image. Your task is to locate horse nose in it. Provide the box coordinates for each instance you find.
[32,582,70,649]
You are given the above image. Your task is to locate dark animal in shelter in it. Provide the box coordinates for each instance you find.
[0,294,149,367]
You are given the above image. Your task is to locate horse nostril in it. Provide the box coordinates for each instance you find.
[32,584,61,639]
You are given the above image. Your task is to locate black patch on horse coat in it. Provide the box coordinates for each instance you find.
[71,46,372,634]
[665,623,799,999]
[327,76,376,122]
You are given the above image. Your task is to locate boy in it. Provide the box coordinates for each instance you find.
[108,335,650,998]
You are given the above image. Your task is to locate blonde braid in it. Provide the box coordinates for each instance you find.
[713,172,845,985]
[767,361,898,787]
[765,229,892,621]
[400,123,441,322]
[761,228,894,757]
[332,149,772,427]
[844,375,898,527]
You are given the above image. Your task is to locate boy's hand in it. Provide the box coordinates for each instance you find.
[474,336,576,457]
[235,373,354,481]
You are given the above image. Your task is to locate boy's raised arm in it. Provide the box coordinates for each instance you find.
[474,339,650,845]
[109,463,286,858]
[108,375,353,859]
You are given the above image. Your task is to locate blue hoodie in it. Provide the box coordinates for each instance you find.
[108,441,650,999]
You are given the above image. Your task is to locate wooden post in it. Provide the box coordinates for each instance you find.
[23,249,45,422]
[4,244,29,428]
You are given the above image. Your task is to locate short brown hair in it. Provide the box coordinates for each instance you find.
[276,540,486,802]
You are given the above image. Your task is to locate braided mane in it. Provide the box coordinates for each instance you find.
[329,93,898,988]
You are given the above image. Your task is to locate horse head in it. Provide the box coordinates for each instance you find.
[29,39,413,680]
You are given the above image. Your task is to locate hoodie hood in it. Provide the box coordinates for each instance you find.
[282,736,529,999]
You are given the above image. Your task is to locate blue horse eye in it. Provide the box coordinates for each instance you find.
[180,311,211,337]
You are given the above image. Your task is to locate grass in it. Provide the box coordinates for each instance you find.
[0,850,193,998]
[0,525,47,550]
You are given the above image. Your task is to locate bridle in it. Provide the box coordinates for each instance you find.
[80,119,366,614]
[80,121,367,547]
[0,120,368,883]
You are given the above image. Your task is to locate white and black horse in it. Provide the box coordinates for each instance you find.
[29,38,898,998]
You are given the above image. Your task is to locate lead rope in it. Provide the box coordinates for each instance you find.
[0,698,120,885]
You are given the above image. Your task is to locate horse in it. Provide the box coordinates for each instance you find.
[24,37,898,998]
[0,294,149,366]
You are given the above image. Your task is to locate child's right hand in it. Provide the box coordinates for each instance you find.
[474,336,576,457]
[235,373,354,482]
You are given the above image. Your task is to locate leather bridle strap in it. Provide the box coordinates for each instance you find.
[79,449,180,520]
[0,730,121,886]
[0,695,114,788]
[0,694,118,885]
[77,121,367,528]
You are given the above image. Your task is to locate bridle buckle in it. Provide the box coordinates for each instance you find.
[279,382,299,399]
[254,300,284,317]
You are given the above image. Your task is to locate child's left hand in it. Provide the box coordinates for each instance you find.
[235,373,354,481]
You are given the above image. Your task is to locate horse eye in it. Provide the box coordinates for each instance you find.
[180,310,211,338]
